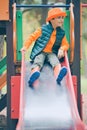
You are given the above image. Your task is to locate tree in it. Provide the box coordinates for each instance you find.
[40,0,48,25]
[81,0,87,3]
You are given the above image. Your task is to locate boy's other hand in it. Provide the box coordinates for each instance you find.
[58,49,64,59]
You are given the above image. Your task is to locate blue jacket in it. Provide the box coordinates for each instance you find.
[30,23,65,60]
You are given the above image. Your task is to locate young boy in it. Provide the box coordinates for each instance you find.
[22,8,69,89]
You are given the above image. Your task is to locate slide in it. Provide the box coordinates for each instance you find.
[16,51,87,130]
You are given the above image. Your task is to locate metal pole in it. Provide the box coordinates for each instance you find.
[72,0,81,118]
[16,4,70,8]
[7,1,18,130]
[66,0,82,118]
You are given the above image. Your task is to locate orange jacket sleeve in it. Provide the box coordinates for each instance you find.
[24,28,42,49]
[60,36,69,51]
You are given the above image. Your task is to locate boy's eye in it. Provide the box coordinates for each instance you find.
[52,16,64,20]
[57,16,64,19]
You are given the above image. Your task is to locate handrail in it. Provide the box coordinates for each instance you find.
[13,3,17,63]
[16,50,25,130]
[69,3,75,64]
[16,4,70,8]
[82,4,87,7]
[80,3,82,60]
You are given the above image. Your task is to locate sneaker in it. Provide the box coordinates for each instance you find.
[56,66,67,85]
[28,71,40,89]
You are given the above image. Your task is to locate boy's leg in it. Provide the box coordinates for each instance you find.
[53,64,61,78]
[28,53,46,89]
[28,66,40,88]
[47,53,67,85]
[28,70,40,89]
[54,65,67,85]
[47,53,60,78]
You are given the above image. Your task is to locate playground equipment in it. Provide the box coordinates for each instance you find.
[0,0,87,130]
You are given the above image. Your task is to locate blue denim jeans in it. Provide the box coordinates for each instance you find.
[31,52,60,70]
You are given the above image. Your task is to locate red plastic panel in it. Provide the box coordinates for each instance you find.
[11,76,21,119]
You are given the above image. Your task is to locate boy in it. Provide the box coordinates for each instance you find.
[22,8,69,89]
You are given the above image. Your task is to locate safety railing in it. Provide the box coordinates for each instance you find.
[70,3,75,64]
[16,4,70,8]
[13,3,17,63]
[65,52,85,130]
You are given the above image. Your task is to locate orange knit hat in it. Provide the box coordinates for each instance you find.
[46,8,66,22]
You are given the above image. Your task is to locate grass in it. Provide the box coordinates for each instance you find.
[81,76,87,94]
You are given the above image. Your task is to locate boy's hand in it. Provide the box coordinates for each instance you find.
[21,47,26,52]
[58,49,64,59]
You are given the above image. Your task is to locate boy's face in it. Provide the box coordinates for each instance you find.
[50,16,64,28]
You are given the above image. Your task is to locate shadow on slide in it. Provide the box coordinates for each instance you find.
[16,51,87,130]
